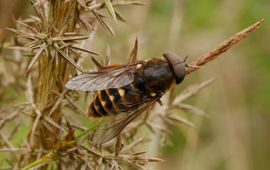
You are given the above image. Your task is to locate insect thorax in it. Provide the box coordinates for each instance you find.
[134,58,175,94]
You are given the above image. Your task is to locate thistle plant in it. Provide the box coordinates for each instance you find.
[0,0,263,169]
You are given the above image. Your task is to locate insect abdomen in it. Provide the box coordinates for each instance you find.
[88,84,143,117]
[88,93,108,117]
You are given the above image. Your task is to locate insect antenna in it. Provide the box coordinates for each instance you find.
[184,56,200,69]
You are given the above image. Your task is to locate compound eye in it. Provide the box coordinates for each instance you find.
[163,52,186,84]
[172,63,185,84]
[163,52,184,65]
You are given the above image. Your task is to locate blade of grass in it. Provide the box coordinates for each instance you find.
[92,10,116,37]
[104,0,117,21]
[128,38,138,63]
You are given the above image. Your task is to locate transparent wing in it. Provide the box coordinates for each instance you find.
[65,61,143,91]
[91,95,160,144]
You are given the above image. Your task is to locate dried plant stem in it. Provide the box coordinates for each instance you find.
[22,120,102,170]
[186,19,264,74]
[27,0,78,165]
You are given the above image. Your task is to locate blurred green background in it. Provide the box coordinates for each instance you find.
[1,0,270,170]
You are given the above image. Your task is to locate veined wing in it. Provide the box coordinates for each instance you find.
[65,61,144,91]
[91,95,161,144]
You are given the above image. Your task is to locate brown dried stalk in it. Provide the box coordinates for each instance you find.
[186,19,264,74]
[22,1,81,167]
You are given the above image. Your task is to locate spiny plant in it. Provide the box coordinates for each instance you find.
[0,0,263,169]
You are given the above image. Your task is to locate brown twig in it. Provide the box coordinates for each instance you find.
[186,19,264,74]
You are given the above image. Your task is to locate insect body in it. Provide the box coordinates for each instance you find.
[65,52,186,144]
[89,84,145,117]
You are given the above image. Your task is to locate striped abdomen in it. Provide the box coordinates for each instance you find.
[88,84,144,117]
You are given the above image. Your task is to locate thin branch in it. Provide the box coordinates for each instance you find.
[173,78,215,105]
[0,112,19,130]
[186,19,264,74]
